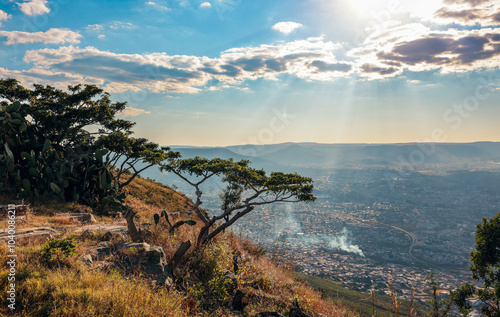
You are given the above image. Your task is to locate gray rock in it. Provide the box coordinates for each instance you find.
[100,231,123,241]
[116,242,173,283]
[116,242,151,258]
[81,254,93,266]
[96,247,112,256]
[224,270,238,290]
[54,213,97,223]
[94,261,115,270]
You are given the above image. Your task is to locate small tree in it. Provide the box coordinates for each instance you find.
[450,283,475,316]
[452,213,500,316]
[160,156,316,246]
[99,131,171,191]
[425,273,452,317]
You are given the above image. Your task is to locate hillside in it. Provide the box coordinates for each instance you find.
[0,176,359,317]
[295,273,428,317]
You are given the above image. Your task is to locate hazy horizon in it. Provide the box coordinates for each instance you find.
[168,140,500,148]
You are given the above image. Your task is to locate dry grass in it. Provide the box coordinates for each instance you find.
[0,176,357,317]
[0,244,186,316]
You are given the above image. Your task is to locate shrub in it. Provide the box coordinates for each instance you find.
[40,233,77,265]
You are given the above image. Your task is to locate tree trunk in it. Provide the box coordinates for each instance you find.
[170,240,191,269]
[124,208,143,242]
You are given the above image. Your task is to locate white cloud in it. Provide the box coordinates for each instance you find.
[119,106,151,117]
[348,24,500,79]
[110,22,133,30]
[98,34,106,40]
[0,28,82,45]
[17,0,50,16]
[146,1,169,10]
[432,2,500,27]
[272,21,303,35]
[86,24,104,31]
[0,66,91,91]
[200,2,212,8]
[9,15,500,93]
[0,10,12,26]
[18,37,350,93]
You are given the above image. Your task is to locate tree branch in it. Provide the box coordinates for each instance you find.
[204,206,255,243]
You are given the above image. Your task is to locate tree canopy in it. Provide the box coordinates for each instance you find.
[452,212,500,316]
[160,156,316,246]
[0,78,169,209]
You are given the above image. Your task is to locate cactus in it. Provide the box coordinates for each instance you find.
[153,209,196,235]
[0,100,119,206]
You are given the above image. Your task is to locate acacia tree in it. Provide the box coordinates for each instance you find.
[99,131,171,191]
[160,156,316,246]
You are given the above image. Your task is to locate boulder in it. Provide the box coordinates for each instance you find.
[54,213,97,223]
[95,246,113,257]
[116,242,173,285]
[232,289,248,311]
[100,230,124,241]
[224,270,238,291]
[81,254,93,266]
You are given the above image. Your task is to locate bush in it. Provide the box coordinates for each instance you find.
[40,234,77,265]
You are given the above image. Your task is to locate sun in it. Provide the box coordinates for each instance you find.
[346,0,398,17]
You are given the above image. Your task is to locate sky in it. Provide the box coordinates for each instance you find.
[0,0,499,146]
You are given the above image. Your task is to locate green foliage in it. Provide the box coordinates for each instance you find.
[424,273,452,317]
[187,267,233,311]
[100,132,172,190]
[294,273,427,317]
[450,283,475,316]
[186,242,234,311]
[0,78,169,211]
[452,212,500,316]
[40,234,77,264]
[153,209,196,235]
[160,155,315,245]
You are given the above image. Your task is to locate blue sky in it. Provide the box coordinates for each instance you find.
[0,0,499,146]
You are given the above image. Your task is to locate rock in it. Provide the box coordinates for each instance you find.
[117,242,151,258]
[100,230,124,241]
[74,224,128,235]
[96,247,112,256]
[81,254,93,266]
[94,261,115,270]
[0,226,57,242]
[143,246,166,275]
[116,242,173,285]
[232,289,248,311]
[224,270,238,291]
[54,213,97,223]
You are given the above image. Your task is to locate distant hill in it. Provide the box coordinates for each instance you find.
[170,142,500,169]
[170,146,283,170]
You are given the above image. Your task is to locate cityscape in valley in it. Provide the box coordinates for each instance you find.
[144,142,500,301]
